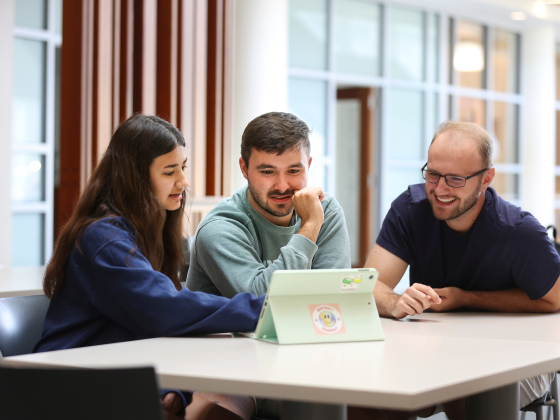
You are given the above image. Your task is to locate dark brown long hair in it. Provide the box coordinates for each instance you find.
[44,114,187,298]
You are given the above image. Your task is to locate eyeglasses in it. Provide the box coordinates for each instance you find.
[421,164,492,188]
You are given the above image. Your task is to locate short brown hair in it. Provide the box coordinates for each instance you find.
[241,112,311,166]
[431,121,493,168]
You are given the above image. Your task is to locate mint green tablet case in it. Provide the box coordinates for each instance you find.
[253,268,385,345]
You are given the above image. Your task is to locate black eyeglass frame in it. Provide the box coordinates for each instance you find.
[421,164,492,188]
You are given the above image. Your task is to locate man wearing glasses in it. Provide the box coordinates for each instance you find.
[366,121,560,416]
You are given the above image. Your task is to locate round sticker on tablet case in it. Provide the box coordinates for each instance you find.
[309,304,346,335]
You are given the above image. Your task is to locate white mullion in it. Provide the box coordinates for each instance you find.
[326,0,336,194]
[13,27,61,44]
[12,202,50,213]
[379,4,390,217]
[438,11,449,122]
[43,0,57,261]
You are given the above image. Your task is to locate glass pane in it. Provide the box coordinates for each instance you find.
[336,99,361,266]
[386,167,423,208]
[289,0,328,70]
[458,97,486,128]
[334,0,381,76]
[427,14,440,83]
[12,213,45,267]
[288,78,328,188]
[11,153,46,202]
[490,173,518,201]
[54,0,63,34]
[454,21,485,89]
[557,111,560,166]
[493,102,518,164]
[388,89,423,160]
[493,30,519,93]
[388,6,424,81]
[556,209,560,230]
[12,38,46,144]
[557,45,560,101]
[15,0,47,29]
[556,176,560,201]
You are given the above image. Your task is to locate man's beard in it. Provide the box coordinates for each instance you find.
[248,183,295,218]
[428,179,482,221]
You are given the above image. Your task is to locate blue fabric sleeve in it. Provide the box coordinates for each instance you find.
[88,236,265,337]
[376,191,414,265]
[508,216,560,300]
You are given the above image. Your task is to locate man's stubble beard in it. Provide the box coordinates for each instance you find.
[428,178,483,221]
[248,182,294,218]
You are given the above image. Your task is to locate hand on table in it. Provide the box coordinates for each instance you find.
[390,283,442,319]
[430,287,466,312]
[162,391,184,415]
[293,187,325,243]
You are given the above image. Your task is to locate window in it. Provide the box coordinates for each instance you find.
[450,19,521,204]
[12,0,62,266]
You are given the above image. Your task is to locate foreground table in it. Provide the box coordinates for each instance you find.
[0,266,45,298]
[4,329,560,420]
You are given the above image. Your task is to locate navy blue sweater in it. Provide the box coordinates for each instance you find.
[34,217,265,408]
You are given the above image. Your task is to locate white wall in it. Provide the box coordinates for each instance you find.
[0,0,14,269]
[230,0,288,193]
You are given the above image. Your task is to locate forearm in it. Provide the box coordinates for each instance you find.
[311,209,352,269]
[373,281,401,318]
[460,288,558,313]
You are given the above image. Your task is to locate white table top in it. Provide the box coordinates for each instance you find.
[0,266,45,298]
[4,324,560,410]
[381,310,560,344]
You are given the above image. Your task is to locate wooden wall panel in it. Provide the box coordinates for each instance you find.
[58,0,233,233]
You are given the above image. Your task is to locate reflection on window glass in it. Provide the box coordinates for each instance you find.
[289,0,328,70]
[388,6,424,81]
[490,173,518,201]
[15,0,47,30]
[334,0,380,76]
[458,97,486,128]
[336,99,361,266]
[386,167,423,209]
[493,102,518,164]
[454,20,485,89]
[12,38,46,144]
[54,0,63,34]
[427,14,440,83]
[493,30,519,94]
[12,213,45,267]
[288,78,328,188]
[388,89,423,160]
[11,154,46,202]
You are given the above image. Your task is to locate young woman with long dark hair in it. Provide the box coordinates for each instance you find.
[35,114,263,419]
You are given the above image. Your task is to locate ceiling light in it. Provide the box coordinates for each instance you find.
[534,0,547,18]
[453,42,485,72]
[511,11,527,20]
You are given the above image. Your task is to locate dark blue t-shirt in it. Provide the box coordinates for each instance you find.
[377,184,560,300]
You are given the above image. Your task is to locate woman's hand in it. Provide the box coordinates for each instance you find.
[162,391,184,415]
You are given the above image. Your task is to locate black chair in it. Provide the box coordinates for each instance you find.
[0,294,50,357]
[0,366,164,420]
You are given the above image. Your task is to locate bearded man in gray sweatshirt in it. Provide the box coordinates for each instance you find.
[187,111,351,299]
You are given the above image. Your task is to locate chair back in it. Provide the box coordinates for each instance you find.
[0,294,50,357]
[0,366,164,420]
